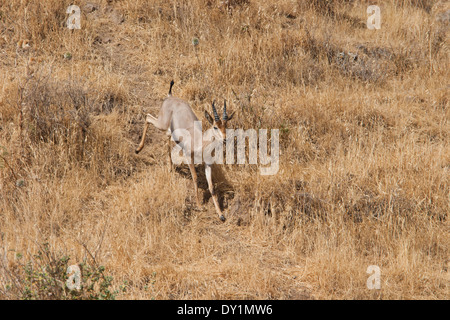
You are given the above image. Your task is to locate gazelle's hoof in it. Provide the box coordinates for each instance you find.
[219,215,226,222]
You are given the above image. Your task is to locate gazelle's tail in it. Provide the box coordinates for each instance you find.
[168,80,175,96]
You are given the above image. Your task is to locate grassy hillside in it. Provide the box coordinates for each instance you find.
[0,0,448,299]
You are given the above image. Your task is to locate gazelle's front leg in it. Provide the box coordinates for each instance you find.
[205,164,225,221]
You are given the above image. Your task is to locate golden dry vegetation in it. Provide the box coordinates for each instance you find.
[0,0,449,299]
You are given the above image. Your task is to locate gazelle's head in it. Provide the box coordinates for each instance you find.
[205,100,235,143]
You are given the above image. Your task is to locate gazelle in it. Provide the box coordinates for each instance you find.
[135,80,235,221]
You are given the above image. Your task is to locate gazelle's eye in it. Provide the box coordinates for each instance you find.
[213,126,218,130]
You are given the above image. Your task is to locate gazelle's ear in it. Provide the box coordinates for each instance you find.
[227,110,236,121]
[204,110,214,125]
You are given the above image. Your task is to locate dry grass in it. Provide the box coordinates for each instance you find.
[0,0,448,299]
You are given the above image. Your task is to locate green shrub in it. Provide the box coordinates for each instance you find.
[2,243,121,300]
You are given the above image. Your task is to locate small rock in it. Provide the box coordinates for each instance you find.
[83,2,99,14]
[436,9,450,24]
[16,179,25,187]
[110,11,125,24]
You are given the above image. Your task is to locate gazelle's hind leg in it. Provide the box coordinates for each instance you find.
[205,164,225,221]
[147,111,172,131]
[135,111,172,154]
[135,121,149,154]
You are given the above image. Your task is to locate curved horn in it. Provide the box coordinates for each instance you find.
[212,100,220,122]
[222,100,228,121]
